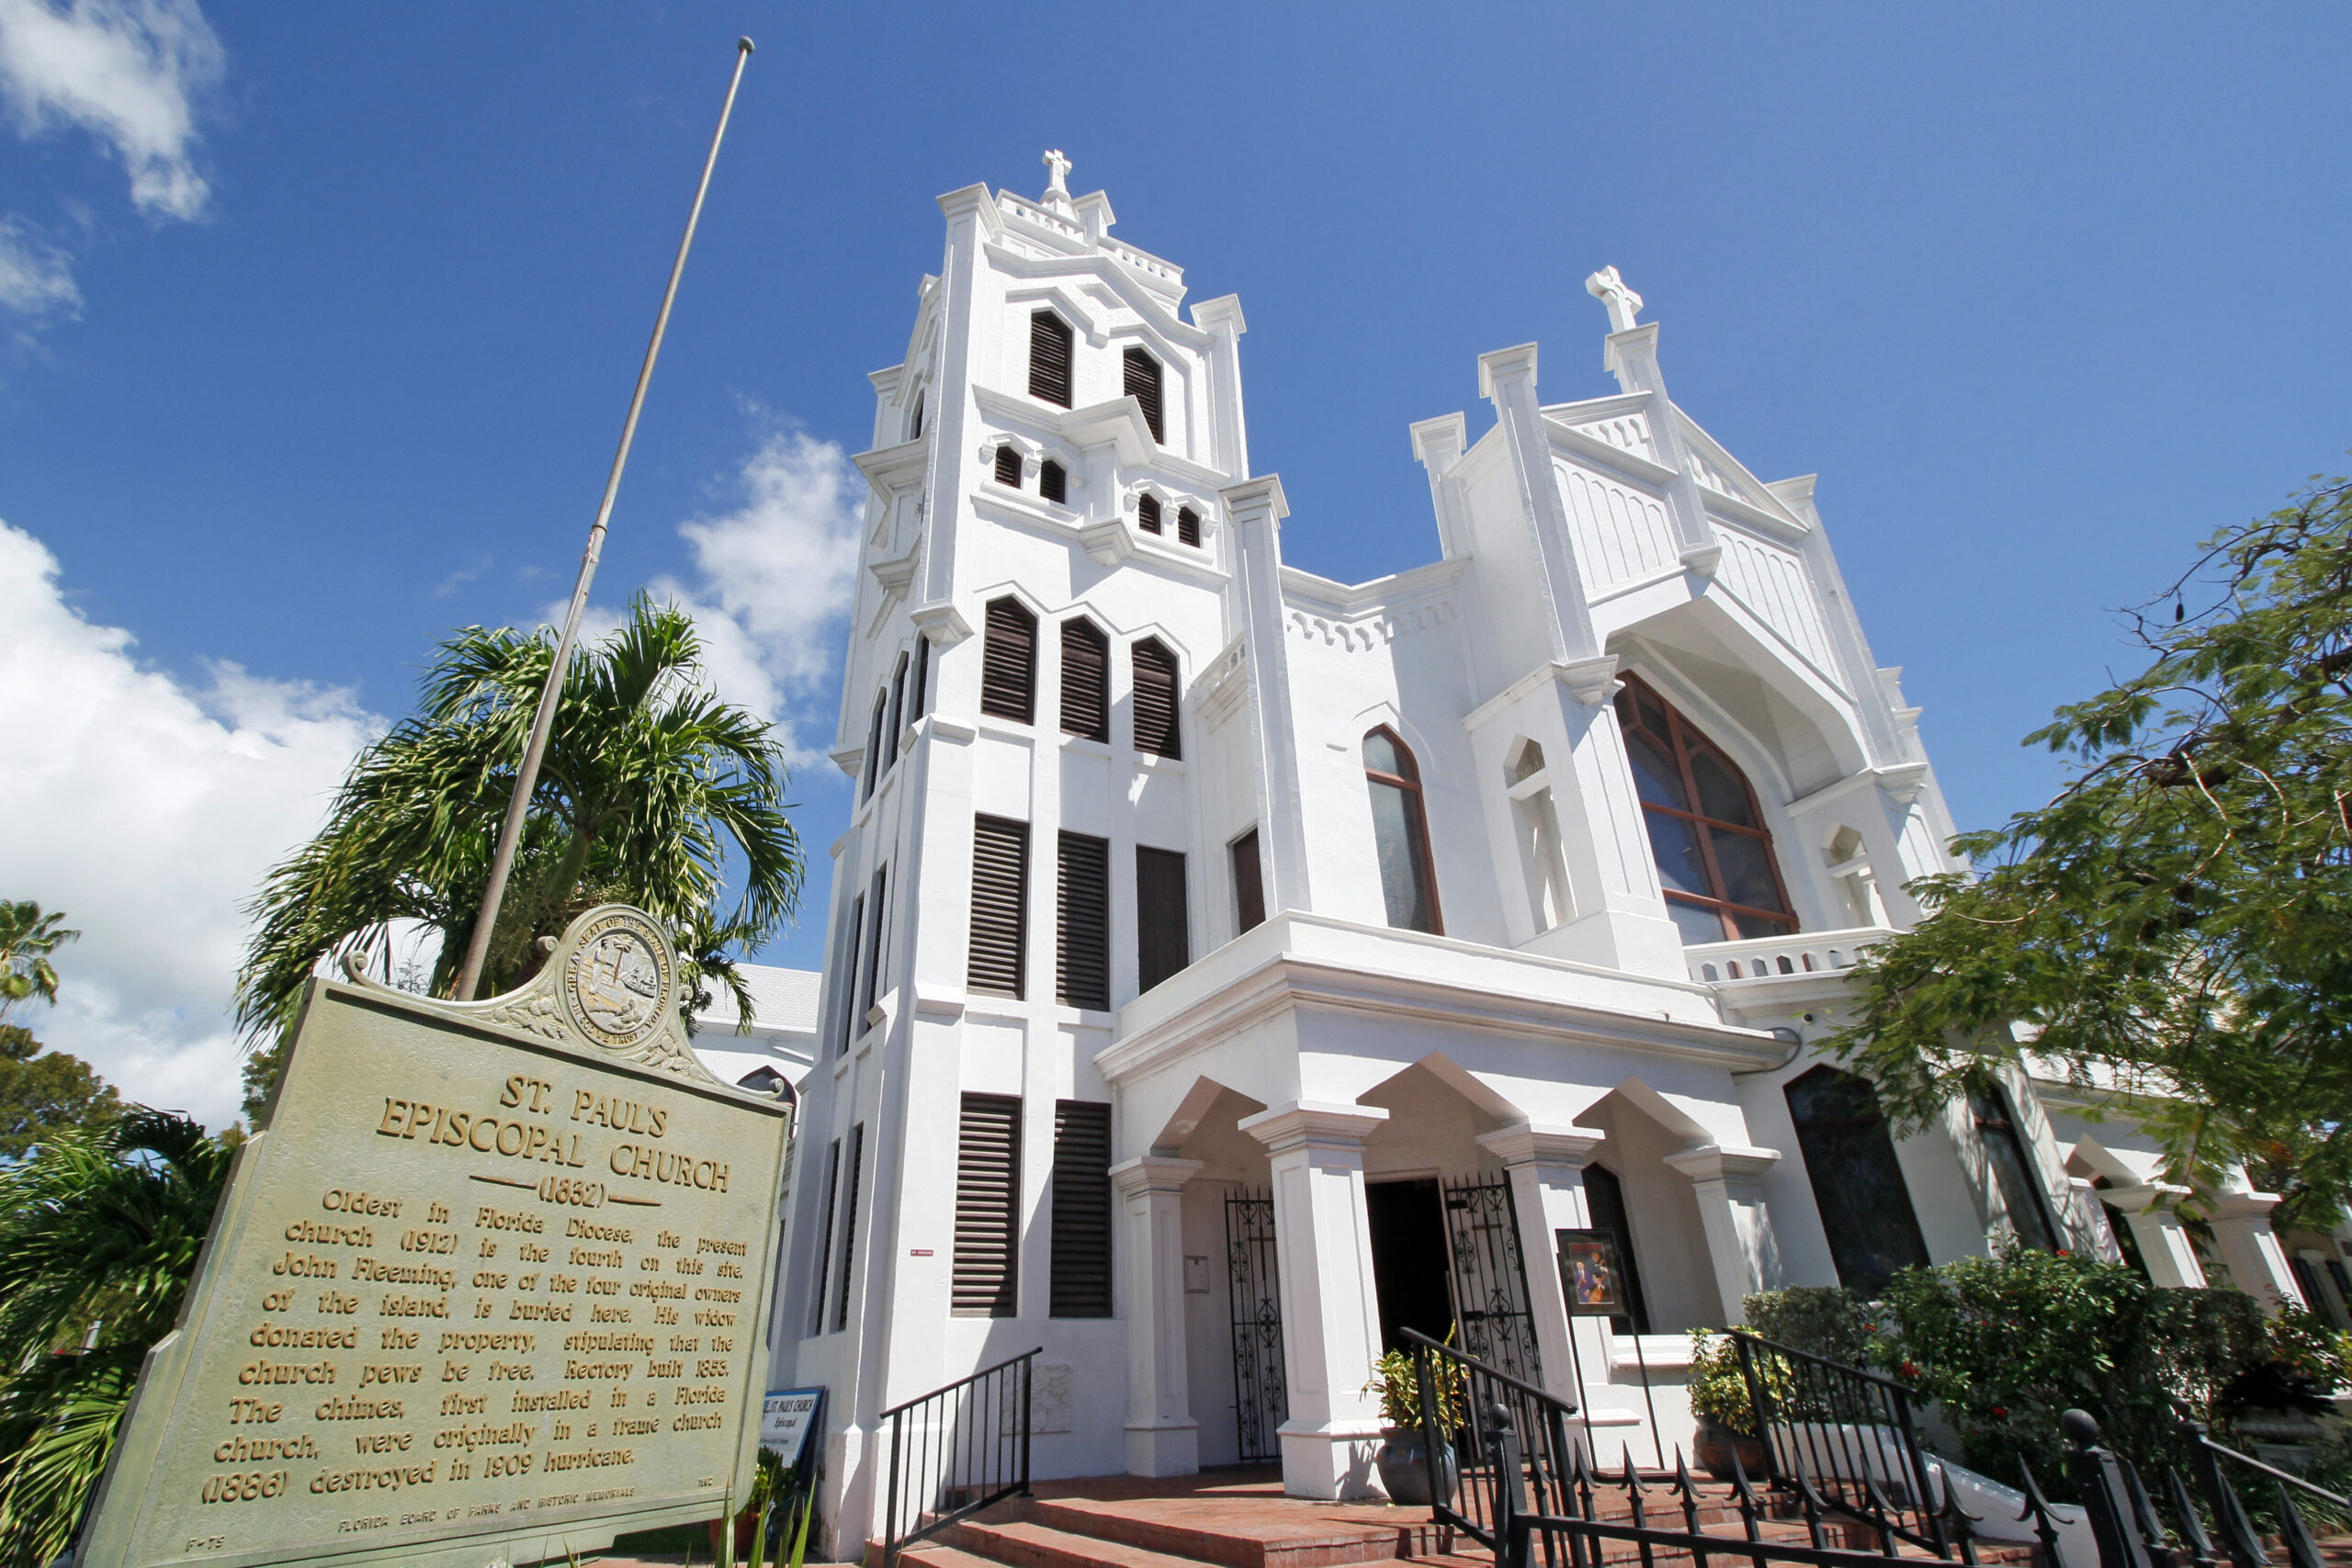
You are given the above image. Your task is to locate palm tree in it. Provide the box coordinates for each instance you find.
[0,904,77,1022]
[233,594,802,1118]
[0,1109,233,1565]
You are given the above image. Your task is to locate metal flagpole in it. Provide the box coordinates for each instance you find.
[453,37,754,1002]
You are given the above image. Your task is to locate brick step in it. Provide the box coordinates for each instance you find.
[945,1518,1238,1568]
[1014,1495,1440,1568]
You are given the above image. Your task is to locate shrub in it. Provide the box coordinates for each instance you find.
[1742,1286,1877,1364]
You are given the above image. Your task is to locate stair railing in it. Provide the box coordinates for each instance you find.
[1732,1329,1952,1557]
[877,1347,1040,1568]
[2062,1408,2350,1568]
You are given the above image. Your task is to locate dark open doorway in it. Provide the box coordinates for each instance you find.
[1366,1177,1454,1351]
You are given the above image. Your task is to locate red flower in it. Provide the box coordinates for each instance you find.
[1990,1406,2007,1419]
[2054,1249,2069,1258]
[1899,1362,1919,1380]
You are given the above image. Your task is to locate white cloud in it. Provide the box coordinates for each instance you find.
[0,0,222,220]
[0,215,76,321]
[0,520,379,1132]
[639,423,865,767]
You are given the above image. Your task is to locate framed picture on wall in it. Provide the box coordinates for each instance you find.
[1556,1230,1626,1316]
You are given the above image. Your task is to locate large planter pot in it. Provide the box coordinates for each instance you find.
[1375,1427,1458,1507]
[1692,1416,1769,1483]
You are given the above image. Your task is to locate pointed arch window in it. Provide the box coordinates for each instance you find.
[979,598,1037,723]
[1124,346,1163,442]
[1615,674,1795,944]
[1029,311,1073,407]
[1971,1082,2062,1253]
[1059,618,1109,742]
[992,446,1022,487]
[1136,494,1162,535]
[1176,505,1201,547]
[1131,637,1181,760]
[1785,1066,1930,1295]
[1363,727,1442,934]
[1038,459,1067,504]
[907,389,924,441]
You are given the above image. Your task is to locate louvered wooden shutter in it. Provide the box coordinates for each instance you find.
[832,1122,865,1331]
[887,653,909,759]
[1060,619,1109,741]
[808,1137,840,1335]
[993,446,1022,486]
[1136,494,1162,535]
[1124,346,1164,442]
[910,636,930,722]
[1050,1100,1114,1318]
[863,691,887,800]
[1057,831,1111,1010]
[1039,460,1067,503]
[1232,828,1266,932]
[954,1094,1022,1316]
[980,598,1036,722]
[1136,846,1190,993]
[1132,638,1182,760]
[1029,312,1073,407]
[860,865,888,1015]
[967,816,1029,998]
[1177,506,1201,547]
[836,894,863,1055]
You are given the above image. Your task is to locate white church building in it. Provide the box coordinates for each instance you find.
[763,153,2333,1532]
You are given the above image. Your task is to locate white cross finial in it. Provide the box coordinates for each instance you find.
[1043,149,1072,201]
[1585,265,1644,334]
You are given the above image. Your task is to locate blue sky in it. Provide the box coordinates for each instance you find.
[1,2,2346,1127]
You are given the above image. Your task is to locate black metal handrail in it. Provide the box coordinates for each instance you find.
[1404,1325,1583,1551]
[1732,1329,1951,1557]
[877,1347,1040,1568]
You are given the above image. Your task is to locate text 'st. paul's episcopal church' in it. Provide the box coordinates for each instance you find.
[772,154,2324,1538]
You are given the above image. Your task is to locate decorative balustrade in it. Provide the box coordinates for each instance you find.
[1686,928,1896,985]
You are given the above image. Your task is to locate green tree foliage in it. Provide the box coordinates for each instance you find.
[0,902,119,1156]
[233,597,802,1122]
[1826,474,2352,1225]
[0,1110,235,1564]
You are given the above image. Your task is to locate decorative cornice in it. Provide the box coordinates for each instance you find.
[1663,1145,1781,1185]
[828,743,865,780]
[908,603,973,649]
[1476,1123,1606,1169]
[1560,653,1623,705]
[1237,1100,1388,1155]
[2209,1190,2284,1223]
[2098,1182,2191,1216]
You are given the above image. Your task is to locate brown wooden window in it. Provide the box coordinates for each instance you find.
[1231,828,1266,932]
[859,865,888,1019]
[1029,311,1073,407]
[1050,1100,1114,1318]
[836,893,863,1055]
[1176,505,1201,547]
[1060,618,1109,741]
[1039,459,1067,503]
[808,1137,840,1336]
[953,1094,1021,1316]
[1136,493,1162,535]
[910,635,930,725]
[1363,727,1442,934]
[993,446,1022,487]
[1132,638,1181,760]
[831,1121,865,1331]
[980,597,1036,723]
[967,816,1029,998]
[1124,346,1163,442]
[1136,846,1189,992]
[887,651,909,761]
[1057,831,1111,1010]
[1614,673,1795,943]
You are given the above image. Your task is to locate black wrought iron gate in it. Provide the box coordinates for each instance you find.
[1440,1172,1544,1384]
[1224,1190,1286,1464]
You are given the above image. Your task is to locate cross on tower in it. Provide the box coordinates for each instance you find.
[1043,149,1072,201]
[1585,265,1644,334]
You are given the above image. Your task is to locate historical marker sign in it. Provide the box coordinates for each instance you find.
[80,907,795,1568]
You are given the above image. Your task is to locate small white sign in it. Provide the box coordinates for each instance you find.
[762,1387,825,1469]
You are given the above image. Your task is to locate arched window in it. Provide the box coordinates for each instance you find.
[1136,493,1162,535]
[887,651,910,761]
[1123,346,1163,442]
[1615,674,1795,944]
[1785,1066,1930,1295]
[1059,618,1109,742]
[1363,727,1441,934]
[1131,638,1181,760]
[992,446,1022,487]
[907,389,924,441]
[1038,459,1067,504]
[979,598,1036,723]
[1971,1082,2061,1252]
[1507,739,1571,931]
[1029,311,1073,407]
[862,689,888,803]
[1176,505,1201,547]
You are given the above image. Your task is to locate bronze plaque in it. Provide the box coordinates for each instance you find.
[81,907,794,1568]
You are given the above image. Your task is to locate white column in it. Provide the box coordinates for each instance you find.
[1662,1145,1783,1325]
[1238,1100,1390,1501]
[2209,1190,2306,1313]
[1111,1155,1204,1478]
[2100,1184,2208,1288]
[1475,1122,1604,1406]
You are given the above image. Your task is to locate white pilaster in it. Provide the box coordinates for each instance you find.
[1238,1100,1390,1501]
[1476,1123,1604,1406]
[2208,1190,2306,1313]
[1112,1155,1204,1477]
[1479,344,1597,663]
[1662,1145,1783,1324]
[1222,476,1311,916]
[2100,1183,2208,1288]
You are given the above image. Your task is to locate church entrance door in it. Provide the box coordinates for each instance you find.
[1366,1178,1453,1353]
[1440,1172,1544,1385]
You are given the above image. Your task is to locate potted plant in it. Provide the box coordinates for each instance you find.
[1363,1338,1465,1506]
[1687,1329,1770,1481]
